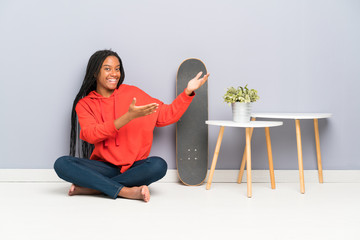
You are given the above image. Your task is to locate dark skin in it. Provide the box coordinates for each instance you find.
[69,56,210,202]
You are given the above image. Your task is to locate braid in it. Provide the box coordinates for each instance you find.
[69,50,125,157]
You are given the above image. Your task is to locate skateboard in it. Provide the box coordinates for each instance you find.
[176,58,208,186]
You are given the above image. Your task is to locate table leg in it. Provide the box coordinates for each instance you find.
[206,126,225,190]
[314,119,324,183]
[295,119,305,194]
[265,127,276,189]
[246,127,252,198]
[238,118,256,184]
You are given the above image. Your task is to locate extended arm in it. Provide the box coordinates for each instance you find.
[114,98,158,129]
[77,99,158,144]
[156,71,209,127]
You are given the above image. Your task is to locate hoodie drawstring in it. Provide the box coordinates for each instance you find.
[99,100,109,148]
[95,91,120,148]
[114,96,120,146]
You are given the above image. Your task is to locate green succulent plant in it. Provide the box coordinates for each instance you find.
[223,84,260,103]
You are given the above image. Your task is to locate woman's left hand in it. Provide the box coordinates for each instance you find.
[185,72,210,96]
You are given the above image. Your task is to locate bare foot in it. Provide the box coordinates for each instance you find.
[68,184,101,196]
[118,186,150,202]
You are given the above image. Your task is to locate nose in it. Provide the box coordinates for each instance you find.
[110,69,118,77]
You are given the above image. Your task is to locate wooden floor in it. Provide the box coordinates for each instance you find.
[1,182,359,240]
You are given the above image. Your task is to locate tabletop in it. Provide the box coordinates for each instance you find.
[251,113,332,119]
[205,120,283,128]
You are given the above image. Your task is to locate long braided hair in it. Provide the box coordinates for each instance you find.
[69,50,125,158]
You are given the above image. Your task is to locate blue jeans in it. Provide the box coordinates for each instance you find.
[54,156,167,199]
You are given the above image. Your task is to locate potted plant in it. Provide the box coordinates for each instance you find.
[223,85,260,122]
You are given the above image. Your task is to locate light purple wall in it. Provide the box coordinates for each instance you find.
[0,0,359,169]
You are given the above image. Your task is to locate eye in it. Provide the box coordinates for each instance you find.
[105,68,110,71]
[116,68,120,71]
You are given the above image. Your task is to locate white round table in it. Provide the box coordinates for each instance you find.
[206,120,283,198]
[249,113,332,194]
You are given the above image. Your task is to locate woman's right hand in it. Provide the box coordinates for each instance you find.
[127,98,159,120]
[114,98,158,130]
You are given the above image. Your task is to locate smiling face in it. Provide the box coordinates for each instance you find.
[96,56,121,97]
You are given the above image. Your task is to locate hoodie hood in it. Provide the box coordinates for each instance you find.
[86,88,119,99]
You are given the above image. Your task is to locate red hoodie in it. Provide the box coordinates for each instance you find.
[75,84,194,173]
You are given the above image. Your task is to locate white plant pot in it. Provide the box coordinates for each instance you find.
[231,102,252,123]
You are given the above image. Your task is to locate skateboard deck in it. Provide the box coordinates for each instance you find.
[176,58,208,186]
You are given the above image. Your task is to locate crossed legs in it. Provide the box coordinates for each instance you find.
[54,156,167,202]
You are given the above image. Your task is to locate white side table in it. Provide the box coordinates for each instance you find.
[248,113,332,194]
[206,120,283,198]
